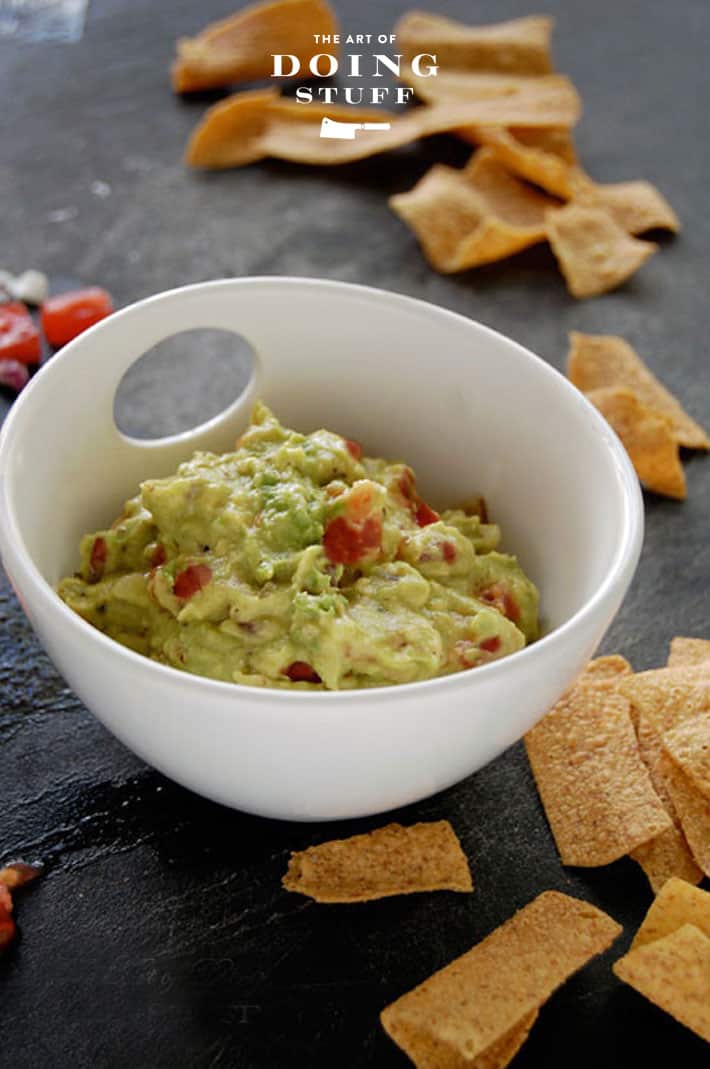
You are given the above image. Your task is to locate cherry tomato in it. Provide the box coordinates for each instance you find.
[41,287,113,348]
[0,302,41,365]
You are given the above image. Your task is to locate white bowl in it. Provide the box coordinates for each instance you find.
[0,278,643,821]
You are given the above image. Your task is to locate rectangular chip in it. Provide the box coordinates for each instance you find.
[395,12,555,75]
[659,752,710,878]
[631,877,710,950]
[668,636,710,669]
[282,821,473,903]
[613,924,710,1043]
[568,333,709,450]
[381,891,621,1067]
[546,202,657,299]
[663,714,710,799]
[584,386,686,500]
[389,150,556,273]
[525,681,671,865]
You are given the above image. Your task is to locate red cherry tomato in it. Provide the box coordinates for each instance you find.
[0,302,41,365]
[41,287,113,348]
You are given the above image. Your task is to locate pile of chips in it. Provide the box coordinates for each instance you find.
[567,332,709,499]
[526,641,710,893]
[175,2,680,298]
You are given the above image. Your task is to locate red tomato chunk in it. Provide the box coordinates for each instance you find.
[480,636,501,653]
[415,501,439,527]
[344,438,362,461]
[41,287,113,348]
[0,302,41,365]
[89,536,108,580]
[174,563,212,599]
[284,661,321,683]
[323,515,382,566]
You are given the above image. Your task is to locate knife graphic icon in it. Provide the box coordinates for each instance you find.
[320,117,392,140]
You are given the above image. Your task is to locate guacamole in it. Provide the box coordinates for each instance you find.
[58,404,539,689]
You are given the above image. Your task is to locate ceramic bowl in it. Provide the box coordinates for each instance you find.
[0,278,643,820]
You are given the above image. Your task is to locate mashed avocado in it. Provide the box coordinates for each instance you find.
[58,404,539,689]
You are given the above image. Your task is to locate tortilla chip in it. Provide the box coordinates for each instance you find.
[457,125,582,198]
[282,821,473,903]
[659,752,710,878]
[546,202,657,298]
[585,387,686,500]
[668,637,710,669]
[381,891,621,1067]
[630,827,703,893]
[186,88,579,170]
[395,12,554,75]
[390,150,556,272]
[570,178,680,235]
[631,877,710,950]
[405,69,582,128]
[613,924,710,1042]
[568,333,710,450]
[663,714,710,801]
[579,654,633,684]
[525,682,671,866]
[172,0,339,92]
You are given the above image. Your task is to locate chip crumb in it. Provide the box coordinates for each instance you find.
[282,821,473,903]
[381,891,621,1067]
[613,924,710,1043]
[631,877,710,950]
[546,202,657,298]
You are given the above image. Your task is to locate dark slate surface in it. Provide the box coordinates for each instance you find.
[1,1,709,1066]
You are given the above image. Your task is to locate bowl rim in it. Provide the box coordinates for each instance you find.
[0,275,644,706]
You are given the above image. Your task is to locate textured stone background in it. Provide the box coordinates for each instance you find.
[1,1,708,1066]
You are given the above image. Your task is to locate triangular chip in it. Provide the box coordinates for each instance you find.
[568,333,709,449]
[395,12,555,75]
[569,178,680,235]
[381,891,621,1066]
[668,637,710,669]
[631,877,710,950]
[546,202,657,298]
[585,386,686,500]
[525,680,671,865]
[613,924,710,1043]
[389,150,556,272]
[282,821,473,903]
[172,0,339,92]
[186,88,579,170]
[663,714,710,800]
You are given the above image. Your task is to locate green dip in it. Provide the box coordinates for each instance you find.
[58,404,539,689]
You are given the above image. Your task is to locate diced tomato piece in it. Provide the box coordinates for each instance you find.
[480,583,520,622]
[415,501,439,527]
[442,541,457,563]
[323,515,382,566]
[151,543,167,568]
[173,563,212,599]
[398,469,416,501]
[344,438,362,461]
[89,536,107,581]
[284,661,321,683]
[0,905,16,951]
[41,287,113,348]
[0,302,41,365]
[480,635,501,654]
[344,483,374,523]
